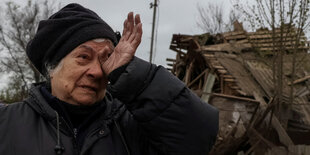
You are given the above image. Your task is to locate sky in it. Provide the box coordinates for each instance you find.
[62,0,229,65]
[0,0,231,89]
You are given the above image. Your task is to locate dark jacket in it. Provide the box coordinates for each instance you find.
[0,57,219,155]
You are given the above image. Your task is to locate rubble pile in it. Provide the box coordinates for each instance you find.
[168,23,310,154]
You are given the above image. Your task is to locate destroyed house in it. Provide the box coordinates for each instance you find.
[168,23,310,154]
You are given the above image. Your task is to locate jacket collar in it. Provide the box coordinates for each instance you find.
[24,82,125,125]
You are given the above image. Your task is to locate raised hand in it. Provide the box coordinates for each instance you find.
[101,12,143,75]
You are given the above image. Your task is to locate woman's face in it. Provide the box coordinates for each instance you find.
[50,39,114,106]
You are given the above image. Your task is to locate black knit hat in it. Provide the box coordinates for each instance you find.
[26,3,119,75]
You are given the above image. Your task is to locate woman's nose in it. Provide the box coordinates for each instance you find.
[86,60,104,79]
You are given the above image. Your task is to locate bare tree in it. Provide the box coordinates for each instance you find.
[0,0,59,102]
[196,2,240,34]
[233,0,310,128]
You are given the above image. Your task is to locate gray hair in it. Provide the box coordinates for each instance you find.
[43,59,64,89]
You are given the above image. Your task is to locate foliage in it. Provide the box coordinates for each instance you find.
[0,76,26,103]
[0,0,59,102]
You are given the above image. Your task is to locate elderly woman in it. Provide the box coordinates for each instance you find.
[0,3,218,155]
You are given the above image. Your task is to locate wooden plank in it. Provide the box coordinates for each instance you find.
[184,61,194,85]
[180,37,194,42]
[217,69,228,74]
[201,72,216,102]
[249,36,307,42]
[201,46,222,51]
[249,128,276,148]
[166,58,176,62]
[253,92,294,147]
[259,46,309,51]
[236,39,249,43]
[222,31,246,37]
[203,54,215,58]
[253,42,305,48]
[211,93,260,103]
[169,46,186,55]
[187,69,209,88]
[248,28,299,35]
[224,78,235,82]
[223,75,234,78]
[225,34,247,40]
[249,33,303,39]
[214,65,224,69]
[288,75,310,85]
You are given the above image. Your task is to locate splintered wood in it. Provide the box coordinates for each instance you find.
[168,23,310,154]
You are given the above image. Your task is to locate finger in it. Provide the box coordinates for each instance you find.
[123,12,134,41]
[135,14,141,25]
[127,12,134,34]
[98,56,106,75]
[129,14,141,42]
[128,23,138,42]
[124,18,132,40]
[120,19,128,42]
[131,23,143,49]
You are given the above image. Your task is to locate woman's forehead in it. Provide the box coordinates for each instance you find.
[78,39,114,50]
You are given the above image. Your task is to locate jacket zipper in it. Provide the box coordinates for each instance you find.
[73,128,78,139]
[59,117,80,155]
[72,128,80,155]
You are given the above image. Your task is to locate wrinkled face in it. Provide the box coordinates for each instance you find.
[50,39,114,106]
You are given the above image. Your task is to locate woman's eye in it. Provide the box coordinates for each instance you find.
[78,54,89,59]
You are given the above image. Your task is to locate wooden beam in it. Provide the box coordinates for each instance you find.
[253,92,294,147]
[249,32,301,39]
[187,69,209,88]
[203,54,215,58]
[225,34,247,40]
[224,78,235,82]
[222,31,246,37]
[184,61,194,85]
[288,75,310,85]
[211,93,260,103]
[223,75,235,78]
[167,63,173,67]
[166,58,176,62]
[253,42,305,48]
[217,69,228,74]
[169,46,186,55]
[214,65,224,69]
[259,46,309,51]
[249,128,276,148]
[248,28,298,35]
[249,37,307,43]
[201,72,216,102]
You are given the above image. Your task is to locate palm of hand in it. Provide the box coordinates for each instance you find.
[102,12,142,75]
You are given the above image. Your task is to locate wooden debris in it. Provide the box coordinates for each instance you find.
[168,23,310,154]
[288,75,310,85]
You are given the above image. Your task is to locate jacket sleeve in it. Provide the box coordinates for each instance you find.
[108,57,219,155]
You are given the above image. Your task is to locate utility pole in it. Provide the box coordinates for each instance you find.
[149,0,158,63]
